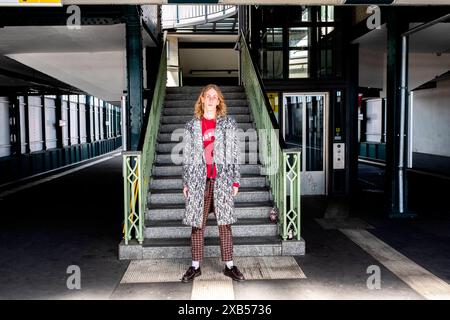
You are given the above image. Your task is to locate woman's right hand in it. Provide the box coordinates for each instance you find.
[183,186,189,198]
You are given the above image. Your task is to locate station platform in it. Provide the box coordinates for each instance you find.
[0,153,449,300]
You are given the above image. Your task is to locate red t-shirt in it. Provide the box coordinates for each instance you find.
[201,116,239,188]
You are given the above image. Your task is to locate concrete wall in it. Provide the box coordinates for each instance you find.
[179,48,238,78]
[411,78,450,158]
[8,51,126,102]
[359,49,450,97]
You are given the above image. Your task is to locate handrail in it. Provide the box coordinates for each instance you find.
[122,35,167,245]
[162,5,236,29]
[239,31,301,241]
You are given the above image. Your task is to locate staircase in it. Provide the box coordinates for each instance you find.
[119,85,305,260]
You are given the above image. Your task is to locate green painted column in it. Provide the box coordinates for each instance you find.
[124,6,144,151]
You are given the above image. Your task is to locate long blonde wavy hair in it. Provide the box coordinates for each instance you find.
[194,84,227,119]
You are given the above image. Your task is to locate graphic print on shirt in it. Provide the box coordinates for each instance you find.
[203,128,215,165]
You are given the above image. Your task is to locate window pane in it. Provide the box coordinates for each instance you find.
[284,96,303,148]
[306,96,324,171]
[289,50,308,78]
[319,6,334,22]
[287,6,310,23]
[260,28,283,49]
[289,27,308,48]
[259,49,283,79]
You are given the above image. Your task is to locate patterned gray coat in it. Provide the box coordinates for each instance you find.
[182,115,240,228]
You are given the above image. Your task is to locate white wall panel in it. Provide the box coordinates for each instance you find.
[62,99,69,147]
[69,100,79,145]
[412,79,450,157]
[28,96,44,152]
[18,96,27,154]
[44,97,57,149]
[79,102,87,144]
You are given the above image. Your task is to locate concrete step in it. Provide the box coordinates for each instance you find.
[164,99,247,108]
[155,152,260,165]
[166,86,244,94]
[137,236,282,259]
[161,114,251,124]
[148,187,271,204]
[165,92,247,101]
[152,164,263,176]
[156,140,260,153]
[146,201,274,221]
[150,175,267,189]
[144,218,277,239]
[163,106,249,116]
[159,122,254,133]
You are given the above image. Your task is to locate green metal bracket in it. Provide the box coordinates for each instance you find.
[122,35,167,245]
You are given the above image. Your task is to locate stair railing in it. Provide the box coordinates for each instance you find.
[239,33,301,241]
[122,35,167,245]
[162,5,236,29]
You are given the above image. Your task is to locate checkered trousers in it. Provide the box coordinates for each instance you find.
[191,178,233,262]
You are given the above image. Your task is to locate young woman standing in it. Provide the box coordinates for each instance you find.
[181,84,245,283]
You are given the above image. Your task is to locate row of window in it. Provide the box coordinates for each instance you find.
[255,6,340,80]
[0,95,121,158]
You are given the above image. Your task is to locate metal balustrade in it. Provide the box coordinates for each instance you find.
[122,36,167,245]
[240,33,301,241]
[162,5,236,29]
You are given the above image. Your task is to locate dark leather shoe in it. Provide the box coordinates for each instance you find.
[181,266,201,283]
[223,266,245,282]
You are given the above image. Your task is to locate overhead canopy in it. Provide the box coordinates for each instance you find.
[57,0,450,5]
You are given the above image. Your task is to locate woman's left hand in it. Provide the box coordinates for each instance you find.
[232,186,239,197]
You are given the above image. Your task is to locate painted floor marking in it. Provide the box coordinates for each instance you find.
[341,228,450,300]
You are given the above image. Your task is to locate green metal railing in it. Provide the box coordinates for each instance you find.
[240,34,301,241]
[122,38,167,245]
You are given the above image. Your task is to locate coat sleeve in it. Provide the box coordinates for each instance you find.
[230,118,241,187]
[182,121,193,188]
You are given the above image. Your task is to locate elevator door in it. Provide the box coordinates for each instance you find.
[283,93,327,195]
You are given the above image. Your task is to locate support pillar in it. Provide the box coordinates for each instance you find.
[124,6,144,151]
[385,8,414,218]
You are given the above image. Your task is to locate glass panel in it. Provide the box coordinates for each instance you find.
[319,6,334,22]
[79,95,86,104]
[306,96,324,171]
[301,7,310,22]
[289,50,308,78]
[259,49,283,79]
[284,96,303,148]
[260,27,283,49]
[287,6,310,23]
[317,26,335,78]
[289,27,308,48]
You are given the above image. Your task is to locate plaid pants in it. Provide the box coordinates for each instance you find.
[191,179,233,262]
